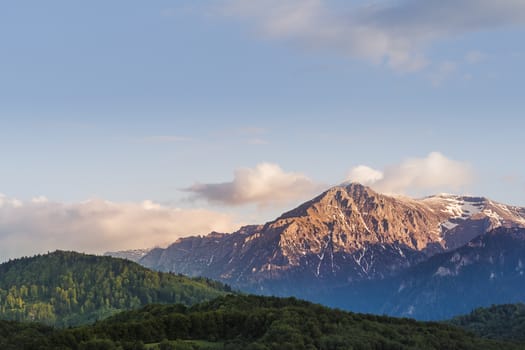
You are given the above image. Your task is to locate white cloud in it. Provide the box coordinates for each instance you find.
[31,196,49,204]
[0,196,241,261]
[185,162,320,206]
[0,194,23,208]
[346,152,472,195]
[221,0,525,72]
[347,165,384,186]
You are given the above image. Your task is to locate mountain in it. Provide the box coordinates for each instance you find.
[380,227,525,319]
[321,226,525,319]
[1,295,521,350]
[104,248,152,263]
[138,184,525,297]
[0,251,231,326]
[449,303,525,342]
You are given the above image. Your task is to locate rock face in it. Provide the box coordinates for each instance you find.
[319,226,525,320]
[138,184,525,296]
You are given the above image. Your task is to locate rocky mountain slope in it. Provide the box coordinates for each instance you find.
[381,227,525,319]
[323,226,525,319]
[137,183,525,296]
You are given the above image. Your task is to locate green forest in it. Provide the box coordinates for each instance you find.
[0,295,523,350]
[1,251,524,349]
[450,303,525,342]
[0,251,230,326]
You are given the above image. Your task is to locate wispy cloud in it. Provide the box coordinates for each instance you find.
[142,135,193,143]
[465,50,487,64]
[347,152,472,195]
[238,127,267,135]
[247,138,269,145]
[214,126,271,145]
[237,127,270,145]
[0,195,241,260]
[184,162,321,206]
[220,0,525,72]
[429,61,458,86]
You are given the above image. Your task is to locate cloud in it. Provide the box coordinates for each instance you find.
[346,152,472,195]
[0,195,241,261]
[347,165,384,186]
[237,127,267,135]
[237,127,269,145]
[465,50,487,64]
[247,138,269,145]
[185,162,320,206]
[221,0,525,72]
[429,61,458,86]
[142,135,193,143]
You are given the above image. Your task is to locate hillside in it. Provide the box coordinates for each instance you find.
[450,303,525,342]
[0,320,55,350]
[1,295,522,349]
[0,251,231,326]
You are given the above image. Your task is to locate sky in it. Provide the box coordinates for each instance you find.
[1,0,525,260]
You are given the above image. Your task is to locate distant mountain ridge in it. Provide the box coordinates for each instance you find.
[383,227,525,318]
[323,226,525,319]
[133,184,525,299]
[104,248,152,263]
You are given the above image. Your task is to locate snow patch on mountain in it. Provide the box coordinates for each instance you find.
[439,196,483,219]
[434,266,455,277]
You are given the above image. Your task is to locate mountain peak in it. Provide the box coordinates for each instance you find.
[137,185,525,294]
[276,183,378,220]
[344,181,374,193]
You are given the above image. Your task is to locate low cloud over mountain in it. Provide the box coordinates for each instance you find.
[347,152,472,195]
[0,194,241,261]
[185,162,321,206]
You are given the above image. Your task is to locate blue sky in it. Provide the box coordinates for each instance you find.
[0,0,524,258]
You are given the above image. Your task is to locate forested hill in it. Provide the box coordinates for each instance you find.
[0,295,522,350]
[0,251,231,326]
[450,303,525,342]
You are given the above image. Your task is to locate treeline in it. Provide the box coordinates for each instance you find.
[1,295,521,350]
[0,251,230,326]
[450,303,525,342]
